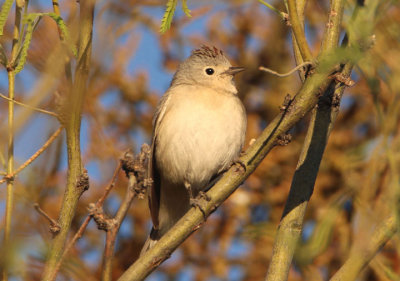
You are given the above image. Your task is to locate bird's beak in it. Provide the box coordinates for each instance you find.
[223,66,245,76]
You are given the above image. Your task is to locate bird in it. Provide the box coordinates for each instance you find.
[141,45,247,255]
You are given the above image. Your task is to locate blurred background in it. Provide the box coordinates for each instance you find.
[0,0,400,280]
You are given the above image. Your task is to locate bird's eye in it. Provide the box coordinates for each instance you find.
[205,68,215,75]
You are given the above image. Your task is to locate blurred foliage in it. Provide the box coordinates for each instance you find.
[0,0,399,280]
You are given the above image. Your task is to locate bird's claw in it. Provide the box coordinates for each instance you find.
[189,191,211,219]
[232,158,246,174]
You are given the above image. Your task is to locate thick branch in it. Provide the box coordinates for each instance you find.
[265,1,346,280]
[265,78,345,281]
[41,1,95,280]
[116,50,351,281]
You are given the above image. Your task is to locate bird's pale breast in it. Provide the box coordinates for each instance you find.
[155,85,246,192]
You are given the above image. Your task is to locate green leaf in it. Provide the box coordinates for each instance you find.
[0,0,14,36]
[160,0,178,33]
[13,12,77,73]
[47,12,77,57]
[14,13,39,73]
[182,0,191,18]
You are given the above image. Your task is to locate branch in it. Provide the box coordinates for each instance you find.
[265,66,351,281]
[287,0,313,61]
[2,1,23,280]
[34,203,61,236]
[102,176,136,281]
[0,93,58,117]
[101,147,150,281]
[0,126,63,185]
[259,62,314,77]
[320,0,345,53]
[49,161,122,281]
[115,46,358,281]
[330,215,396,281]
[41,1,95,280]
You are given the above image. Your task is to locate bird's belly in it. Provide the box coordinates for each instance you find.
[156,94,245,191]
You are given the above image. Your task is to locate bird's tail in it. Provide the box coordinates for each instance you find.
[139,227,160,256]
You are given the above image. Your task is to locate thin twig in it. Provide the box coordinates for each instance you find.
[2,1,23,279]
[102,175,136,281]
[0,93,58,117]
[259,62,313,77]
[0,126,63,185]
[101,147,149,281]
[48,162,122,281]
[287,0,313,61]
[34,203,61,235]
[258,0,288,20]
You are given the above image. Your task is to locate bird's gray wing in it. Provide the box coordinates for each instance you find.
[148,89,173,230]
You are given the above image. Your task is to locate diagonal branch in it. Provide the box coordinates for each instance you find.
[330,215,396,281]
[0,126,63,185]
[116,47,357,281]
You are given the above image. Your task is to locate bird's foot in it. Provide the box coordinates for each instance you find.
[190,192,211,220]
[232,158,246,174]
[190,191,211,208]
[185,180,211,218]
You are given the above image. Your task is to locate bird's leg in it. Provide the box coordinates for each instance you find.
[184,180,210,218]
[231,157,246,174]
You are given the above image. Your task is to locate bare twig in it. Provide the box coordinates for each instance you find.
[49,162,122,281]
[34,203,61,236]
[102,176,136,281]
[259,62,314,77]
[287,0,313,61]
[0,93,58,117]
[101,145,150,281]
[0,126,63,185]
[257,0,288,20]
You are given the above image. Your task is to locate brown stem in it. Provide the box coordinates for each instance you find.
[0,126,63,185]
[102,175,137,281]
[34,203,61,236]
[49,162,122,281]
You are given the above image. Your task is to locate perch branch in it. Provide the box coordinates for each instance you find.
[116,46,357,281]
